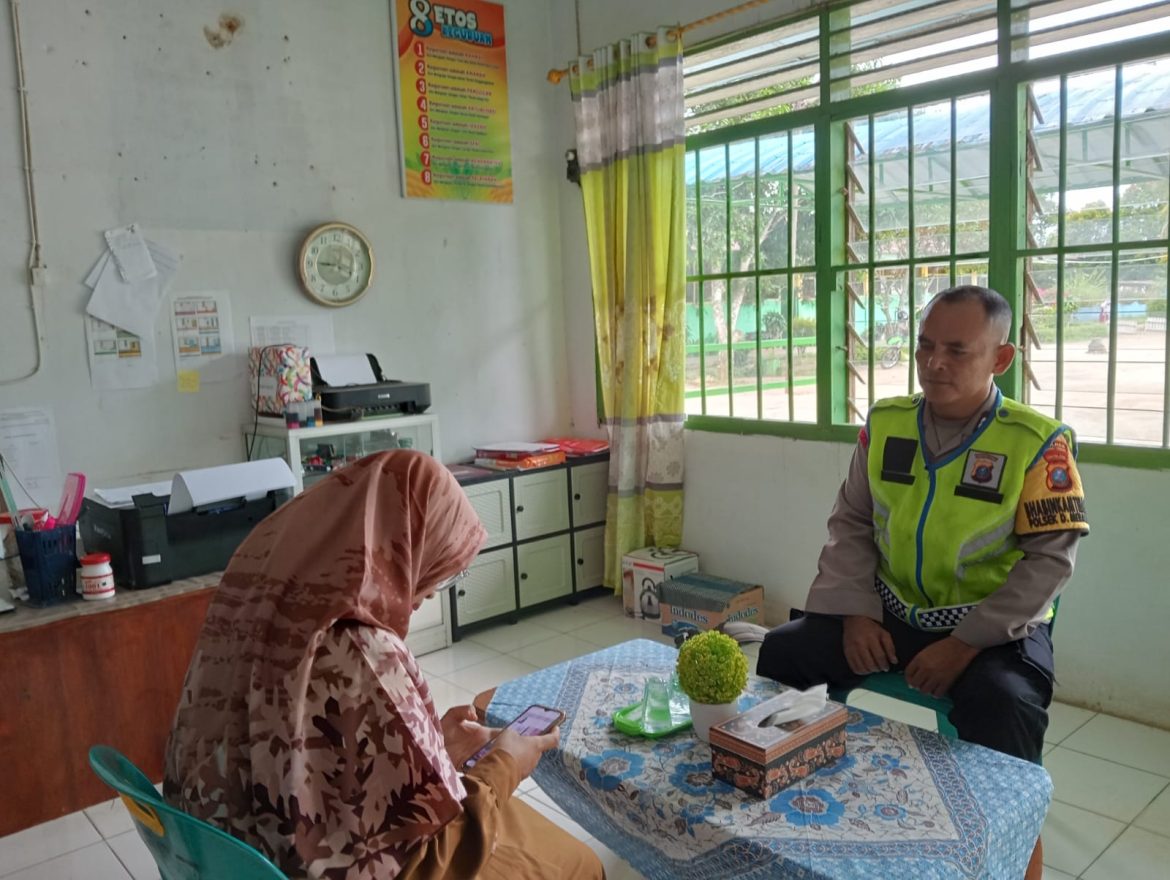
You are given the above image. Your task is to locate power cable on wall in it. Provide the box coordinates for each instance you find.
[2,0,47,386]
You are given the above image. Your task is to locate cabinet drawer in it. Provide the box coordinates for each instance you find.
[463,479,513,549]
[513,469,569,541]
[456,548,517,626]
[406,590,447,656]
[570,461,608,527]
[516,534,573,607]
[572,526,606,591]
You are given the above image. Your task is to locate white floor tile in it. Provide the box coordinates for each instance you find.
[573,616,655,649]
[1061,713,1170,777]
[585,837,643,880]
[525,785,568,817]
[521,794,592,841]
[106,831,160,880]
[416,640,503,677]
[423,676,480,718]
[1040,866,1077,880]
[0,812,101,877]
[847,691,940,733]
[1045,700,1097,746]
[2,841,130,880]
[1040,800,1126,876]
[446,655,539,696]
[1045,746,1169,823]
[83,799,135,841]
[509,635,602,668]
[1082,825,1170,880]
[524,598,623,633]
[467,619,564,653]
[1133,782,1170,837]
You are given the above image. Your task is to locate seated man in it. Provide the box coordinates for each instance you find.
[754,285,1088,766]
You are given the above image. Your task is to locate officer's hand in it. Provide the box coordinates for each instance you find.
[904,636,981,697]
[842,616,898,675]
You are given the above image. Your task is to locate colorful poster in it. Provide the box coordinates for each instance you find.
[392,0,512,203]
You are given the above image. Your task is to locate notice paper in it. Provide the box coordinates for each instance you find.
[170,291,234,375]
[168,458,294,516]
[85,235,180,340]
[104,223,157,283]
[249,315,335,355]
[312,354,376,386]
[0,407,62,510]
[85,316,158,391]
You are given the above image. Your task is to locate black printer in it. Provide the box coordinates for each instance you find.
[310,354,431,421]
[80,486,291,588]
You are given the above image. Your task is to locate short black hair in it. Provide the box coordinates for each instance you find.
[923,285,1012,344]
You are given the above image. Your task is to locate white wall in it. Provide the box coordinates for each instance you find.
[562,0,1170,728]
[0,0,572,490]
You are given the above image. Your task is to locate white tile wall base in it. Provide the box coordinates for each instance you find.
[5,590,1168,880]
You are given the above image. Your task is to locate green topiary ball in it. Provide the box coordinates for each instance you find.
[675,630,748,704]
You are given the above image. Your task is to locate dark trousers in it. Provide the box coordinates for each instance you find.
[757,611,1054,764]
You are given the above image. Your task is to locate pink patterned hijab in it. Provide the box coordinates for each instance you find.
[165,450,487,878]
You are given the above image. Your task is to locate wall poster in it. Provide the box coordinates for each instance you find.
[392,0,512,203]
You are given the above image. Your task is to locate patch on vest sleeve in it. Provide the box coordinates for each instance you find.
[1016,436,1089,534]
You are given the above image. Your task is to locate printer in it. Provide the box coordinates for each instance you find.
[80,459,294,588]
[311,354,431,421]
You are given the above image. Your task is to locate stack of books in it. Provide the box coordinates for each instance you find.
[540,437,610,457]
[473,442,566,471]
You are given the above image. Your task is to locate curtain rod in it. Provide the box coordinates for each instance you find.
[546,0,776,84]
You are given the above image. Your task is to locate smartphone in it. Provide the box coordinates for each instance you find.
[462,704,565,770]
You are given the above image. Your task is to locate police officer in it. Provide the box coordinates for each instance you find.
[756,285,1089,766]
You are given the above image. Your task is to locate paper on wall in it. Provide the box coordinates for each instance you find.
[170,291,234,374]
[0,407,63,510]
[312,354,376,386]
[168,458,294,516]
[104,223,157,282]
[85,238,180,339]
[249,315,335,355]
[85,316,158,391]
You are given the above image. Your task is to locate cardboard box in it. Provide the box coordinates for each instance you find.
[248,345,313,416]
[709,693,848,798]
[621,547,699,620]
[659,572,765,640]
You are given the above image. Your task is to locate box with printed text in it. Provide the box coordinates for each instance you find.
[621,547,700,620]
[658,572,765,639]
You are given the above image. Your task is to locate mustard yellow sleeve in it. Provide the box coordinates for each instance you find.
[397,749,522,879]
[1015,431,1089,536]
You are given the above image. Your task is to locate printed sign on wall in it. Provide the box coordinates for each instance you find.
[392,0,512,203]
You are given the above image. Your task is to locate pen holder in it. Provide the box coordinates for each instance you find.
[15,525,78,607]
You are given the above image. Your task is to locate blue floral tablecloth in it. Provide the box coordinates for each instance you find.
[486,639,1052,880]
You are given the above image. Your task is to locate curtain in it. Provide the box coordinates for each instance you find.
[569,30,687,592]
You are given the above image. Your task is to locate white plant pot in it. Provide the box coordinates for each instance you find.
[689,697,740,742]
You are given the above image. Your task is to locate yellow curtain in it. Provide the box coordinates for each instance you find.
[569,30,687,591]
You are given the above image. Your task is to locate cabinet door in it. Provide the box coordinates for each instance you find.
[513,470,569,541]
[572,526,605,592]
[406,588,448,656]
[570,461,608,528]
[455,547,517,626]
[516,535,573,607]
[462,480,513,550]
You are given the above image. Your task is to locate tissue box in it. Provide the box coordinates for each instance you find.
[709,692,848,798]
[621,547,699,620]
[248,345,312,416]
[659,572,765,640]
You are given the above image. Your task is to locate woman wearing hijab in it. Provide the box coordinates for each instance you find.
[165,450,604,879]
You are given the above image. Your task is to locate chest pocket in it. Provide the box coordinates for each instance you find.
[880,436,918,485]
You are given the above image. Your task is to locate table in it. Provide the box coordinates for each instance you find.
[484,639,1052,880]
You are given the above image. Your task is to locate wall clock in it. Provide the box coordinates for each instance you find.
[298,222,375,307]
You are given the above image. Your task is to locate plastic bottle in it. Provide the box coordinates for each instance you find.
[313,396,324,426]
[79,552,115,601]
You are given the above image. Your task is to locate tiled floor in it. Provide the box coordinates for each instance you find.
[3,593,1168,879]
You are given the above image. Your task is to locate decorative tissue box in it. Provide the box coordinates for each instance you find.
[621,546,699,621]
[248,345,312,416]
[659,572,765,640]
[709,692,848,798]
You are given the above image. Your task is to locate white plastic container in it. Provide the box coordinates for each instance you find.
[79,552,115,601]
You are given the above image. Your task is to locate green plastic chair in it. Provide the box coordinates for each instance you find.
[830,598,1060,742]
[88,745,287,880]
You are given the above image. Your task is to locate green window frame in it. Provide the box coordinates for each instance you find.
[682,0,1170,466]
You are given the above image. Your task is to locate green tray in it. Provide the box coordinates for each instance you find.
[612,701,693,738]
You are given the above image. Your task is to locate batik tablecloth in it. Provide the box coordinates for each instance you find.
[485,639,1051,880]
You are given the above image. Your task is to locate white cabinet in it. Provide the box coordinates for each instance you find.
[450,454,609,639]
[243,413,449,656]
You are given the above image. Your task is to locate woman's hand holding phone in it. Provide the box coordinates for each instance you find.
[491,726,560,779]
[439,705,496,769]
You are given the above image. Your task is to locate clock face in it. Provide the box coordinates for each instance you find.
[298,223,374,307]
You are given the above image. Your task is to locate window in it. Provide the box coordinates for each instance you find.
[683,0,1170,458]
